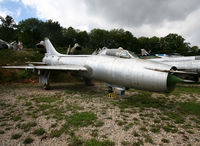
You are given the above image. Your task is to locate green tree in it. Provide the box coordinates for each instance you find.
[89,29,109,49]
[63,27,78,47]
[0,15,17,42]
[160,33,189,55]
[17,18,43,48]
[76,30,89,47]
[148,36,160,54]
[41,20,63,46]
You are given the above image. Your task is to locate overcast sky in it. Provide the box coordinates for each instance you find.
[0,0,200,47]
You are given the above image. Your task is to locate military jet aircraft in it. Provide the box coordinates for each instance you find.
[1,38,193,93]
[140,49,200,82]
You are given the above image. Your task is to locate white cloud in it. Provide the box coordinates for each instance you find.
[0,7,13,18]
[21,0,94,31]
[20,0,200,47]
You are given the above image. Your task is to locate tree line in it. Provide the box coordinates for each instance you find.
[0,15,199,55]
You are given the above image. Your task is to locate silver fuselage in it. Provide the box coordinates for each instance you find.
[43,53,174,92]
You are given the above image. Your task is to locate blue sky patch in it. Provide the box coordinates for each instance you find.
[0,0,40,23]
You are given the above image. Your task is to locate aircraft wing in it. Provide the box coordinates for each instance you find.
[1,65,87,71]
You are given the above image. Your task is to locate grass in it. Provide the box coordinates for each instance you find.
[11,133,22,139]
[24,101,32,106]
[33,128,46,136]
[85,138,115,146]
[144,135,153,144]
[121,141,131,145]
[150,125,160,133]
[50,129,64,137]
[179,101,200,117]
[133,139,143,146]
[50,112,97,138]
[11,115,21,121]
[116,120,127,126]
[162,124,178,133]
[66,112,97,128]
[170,85,200,96]
[133,131,140,137]
[94,121,104,127]
[20,121,37,132]
[0,130,5,134]
[34,96,61,103]
[161,138,170,143]
[139,126,148,132]
[23,137,34,144]
[124,123,134,131]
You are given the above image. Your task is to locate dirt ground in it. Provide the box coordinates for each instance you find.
[0,82,200,145]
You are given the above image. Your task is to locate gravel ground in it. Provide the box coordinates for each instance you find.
[0,82,200,145]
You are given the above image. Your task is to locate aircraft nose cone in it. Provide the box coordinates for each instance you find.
[167,74,185,92]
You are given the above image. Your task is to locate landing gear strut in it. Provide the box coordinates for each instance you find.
[39,71,51,90]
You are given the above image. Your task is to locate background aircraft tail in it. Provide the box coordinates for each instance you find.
[141,49,150,56]
[44,38,62,56]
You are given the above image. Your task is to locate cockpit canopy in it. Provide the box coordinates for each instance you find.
[98,47,138,59]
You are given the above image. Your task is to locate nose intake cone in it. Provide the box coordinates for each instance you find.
[167,74,185,92]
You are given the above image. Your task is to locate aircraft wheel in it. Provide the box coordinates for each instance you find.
[43,83,50,90]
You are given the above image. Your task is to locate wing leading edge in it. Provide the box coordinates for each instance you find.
[2,64,87,71]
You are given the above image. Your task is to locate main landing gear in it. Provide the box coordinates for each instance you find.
[39,71,51,90]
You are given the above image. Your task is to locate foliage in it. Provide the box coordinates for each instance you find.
[0,15,199,56]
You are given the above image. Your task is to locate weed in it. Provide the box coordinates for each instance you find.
[17,96,27,100]
[51,123,57,128]
[179,101,200,117]
[139,126,148,132]
[153,119,160,123]
[121,141,131,145]
[24,102,32,106]
[23,137,34,144]
[5,127,11,130]
[162,124,178,133]
[164,111,184,124]
[133,131,140,137]
[34,96,60,103]
[161,138,170,143]
[0,122,7,127]
[11,115,21,121]
[33,128,46,136]
[50,129,63,137]
[0,130,4,134]
[66,112,97,128]
[133,139,143,146]
[91,129,98,137]
[116,120,127,126]
[20,122,37,132]
[94,121,104,127]
[124,123,134,131]
[144,135,153,144]
[85,138,115,146]
[11,133,22,139]
[187,130,194,134]
[66,102,83,111]
[150,124,160,133]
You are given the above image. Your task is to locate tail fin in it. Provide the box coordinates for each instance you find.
[141,49,150,56]
[44,38,62,56]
